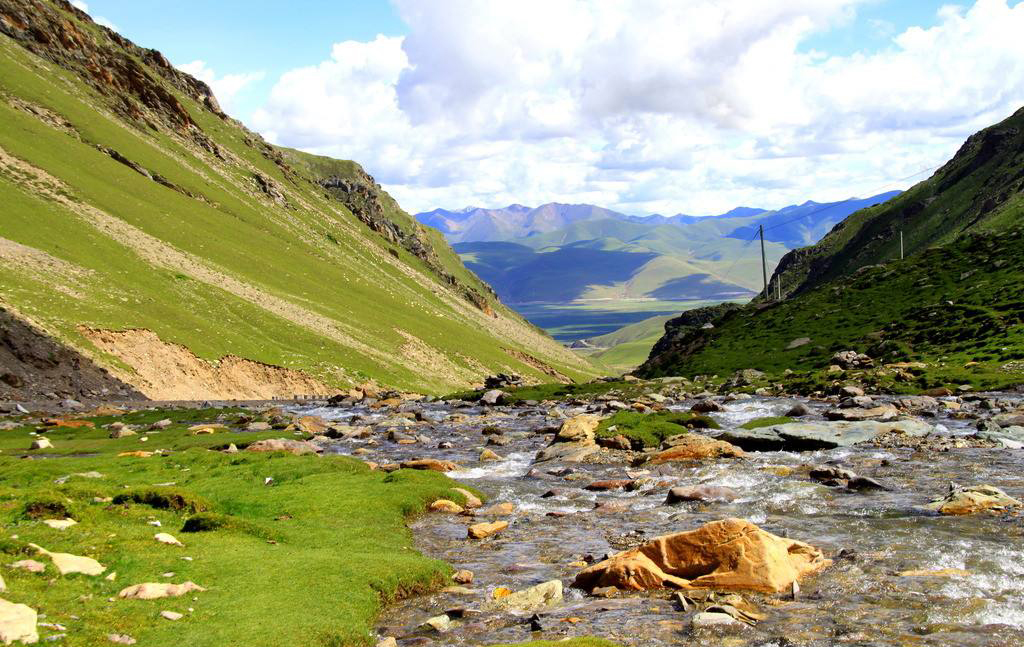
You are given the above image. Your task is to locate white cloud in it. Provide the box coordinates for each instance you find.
[250,0,1024,215]
[70,1,119,31]
[176,61,264,115]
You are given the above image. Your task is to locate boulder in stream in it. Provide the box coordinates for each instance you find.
[718,420,931,451]
[573,518,830,594]
[923,484,1023,516]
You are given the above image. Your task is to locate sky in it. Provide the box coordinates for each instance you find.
[73,1,1024,216]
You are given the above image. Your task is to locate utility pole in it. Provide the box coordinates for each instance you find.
[759,224,768,300]
[900,230,904,260]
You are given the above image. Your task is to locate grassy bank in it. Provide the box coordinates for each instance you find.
[0,407,480,646]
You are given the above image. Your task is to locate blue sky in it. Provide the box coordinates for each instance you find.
[73,1,1024,215]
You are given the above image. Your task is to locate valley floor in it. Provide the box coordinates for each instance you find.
[2,378,1023,646]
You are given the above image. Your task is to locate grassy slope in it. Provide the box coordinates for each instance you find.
[0,8,596,395]
[638,227,1024,392]
[0,409,482,646]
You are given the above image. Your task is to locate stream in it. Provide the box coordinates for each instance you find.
[294,394,1024,646]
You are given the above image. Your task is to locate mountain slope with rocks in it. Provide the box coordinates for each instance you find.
[0,0,596,399]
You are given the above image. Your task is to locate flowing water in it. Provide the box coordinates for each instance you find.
[296,395,1024,647]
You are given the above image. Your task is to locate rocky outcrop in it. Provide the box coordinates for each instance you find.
[639,303,743,376]
[318,168,496,315]
[0,308,143,402]
[573,519,830,594]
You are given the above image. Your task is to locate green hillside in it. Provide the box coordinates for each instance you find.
[0,0,596,398]
[638,227,1024,392]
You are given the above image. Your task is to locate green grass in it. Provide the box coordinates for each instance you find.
[595,411,719,448]
[739,416,795,430]
[639,228,1024,394]
[0,407,482,646]
[0,10,598,395]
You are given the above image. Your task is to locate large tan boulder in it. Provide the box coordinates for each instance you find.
[573,519,830,594]
[293,416,328,435]
[245,439,319,455]
[535,415,601,463]
[923,485,1023,516]
[468,521,508,539]
[118,581,206,600]
[0,598,38,645]
[648,435,745,463]
[554,415,601,443]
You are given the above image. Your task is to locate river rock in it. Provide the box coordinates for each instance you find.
[245,438,319,455]
[535,415,602,463]
[825,405,898,421]
[665,485,738,504]
[691,610,742,628]
[923,484,1023,516]
[429,500,465,514]
[573,518,830,594]
[118,581,206,600]
[110,428,137,438]
[718,420,931,451]
[691,400,723,413]
[468,521,508,539]
[785,402,811,417]
[451,488,482,509]
[29,437,52,450]
[421,614,450,632]
[399,459,458,472]
[0,598,38,645]
[483,580,563,612]
[480,390,505,405]
[648,435,745,463]
[584,480,633,492]
[452,569,474,584]
[479,449,502,461]
[554,415,600,443]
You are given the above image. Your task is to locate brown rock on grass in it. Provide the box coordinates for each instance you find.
[453,488,482,509]
[573,518,830,594]
[118,581,206,600]
[648,436,745,463]
[468,521,508,539]
[245,439,319,455]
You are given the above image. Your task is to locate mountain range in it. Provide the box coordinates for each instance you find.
[0,0,596,399]
[418,194,898,314]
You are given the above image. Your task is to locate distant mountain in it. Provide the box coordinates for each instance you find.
[417,203,629,242]
[725,192,901,248]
